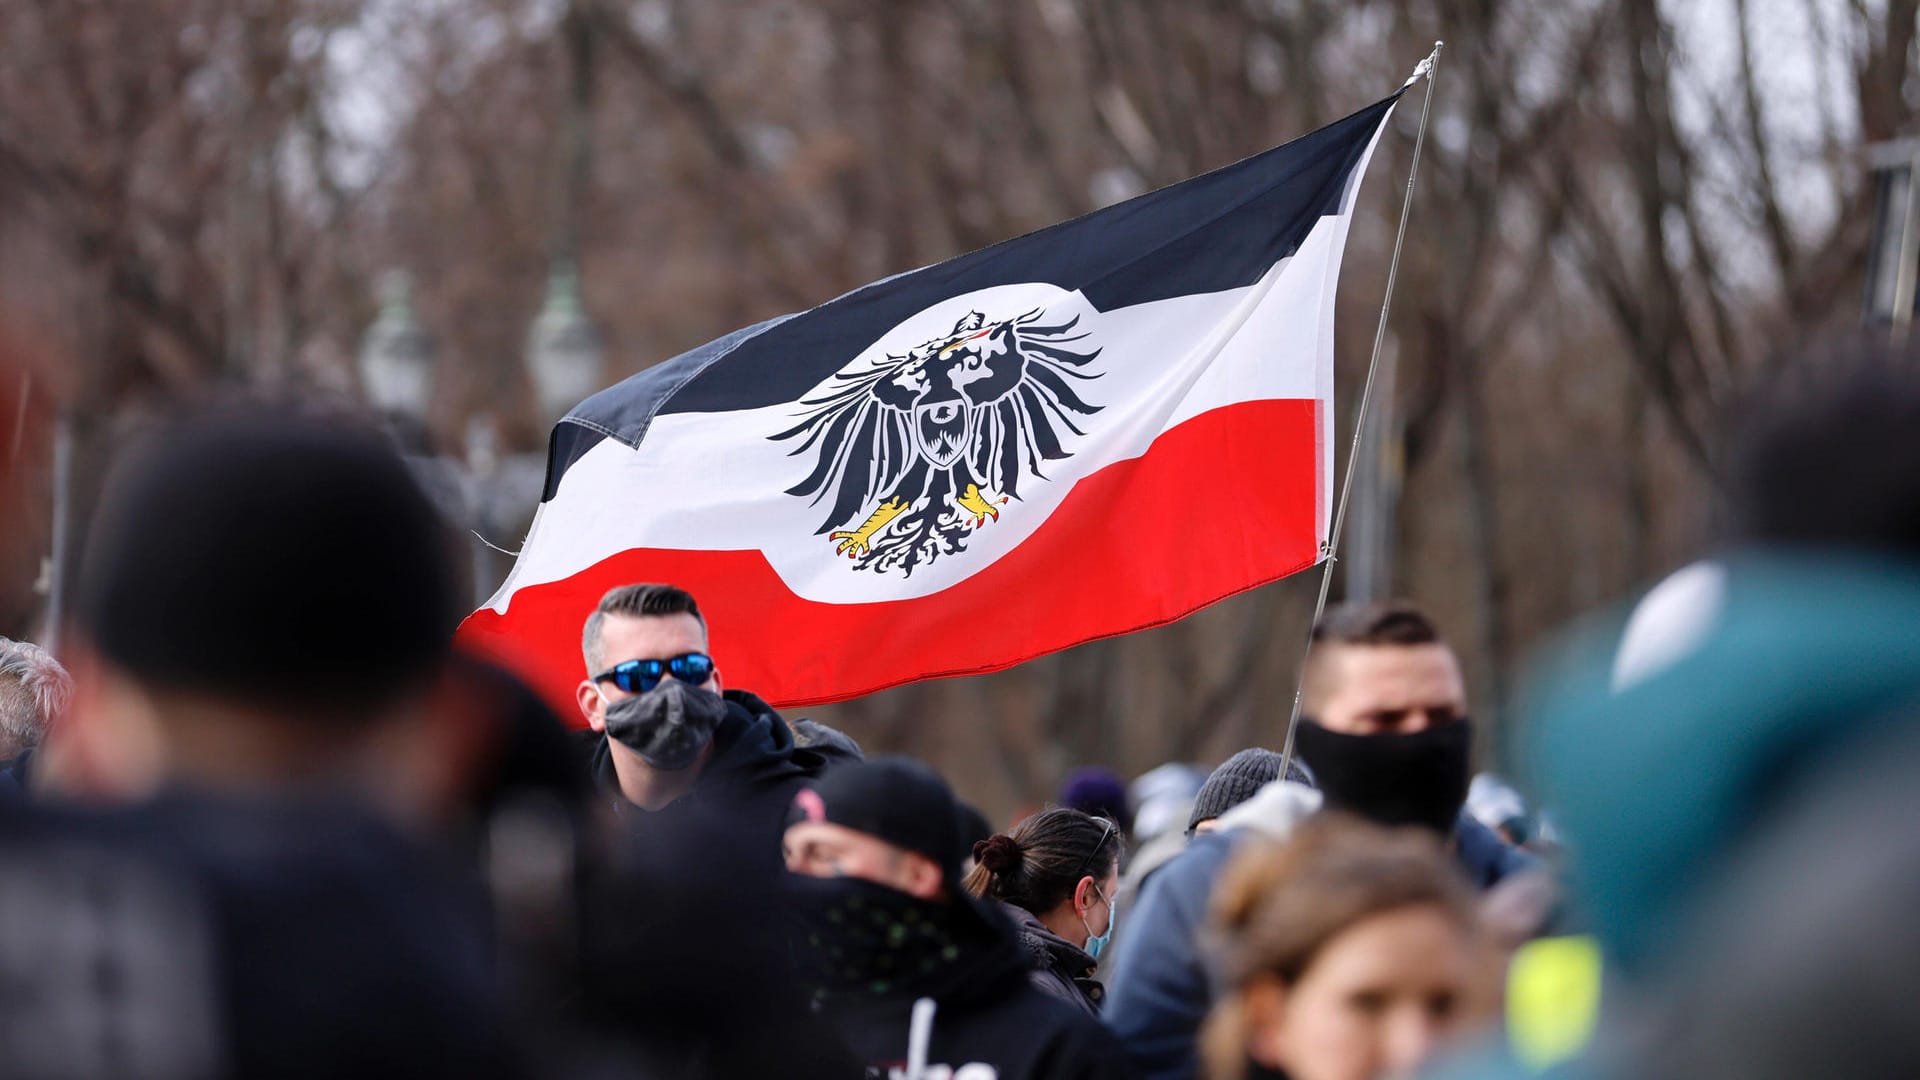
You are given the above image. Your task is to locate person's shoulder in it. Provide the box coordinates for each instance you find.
[1149,828,1239,901]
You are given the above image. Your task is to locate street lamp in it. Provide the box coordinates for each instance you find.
[1864,136,1920,333]
[358,270,435,420]
[526,261,604,425]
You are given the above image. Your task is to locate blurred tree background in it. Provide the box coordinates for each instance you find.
[0,0,1903,821]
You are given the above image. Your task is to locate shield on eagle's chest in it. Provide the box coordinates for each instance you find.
[772,290,1106,577]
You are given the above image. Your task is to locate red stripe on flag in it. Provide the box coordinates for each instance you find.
[459,398,1322,722]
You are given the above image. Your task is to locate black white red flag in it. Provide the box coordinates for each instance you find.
[462,86,1407,713]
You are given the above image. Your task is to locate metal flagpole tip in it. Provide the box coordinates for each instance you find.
[1406,41,1445,86]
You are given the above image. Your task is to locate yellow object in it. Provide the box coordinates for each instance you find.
[830,498,908,557]
[1506,935,1602,1071]
[955,483,1003,525]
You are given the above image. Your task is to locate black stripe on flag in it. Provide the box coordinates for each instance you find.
[544,89,1402,502]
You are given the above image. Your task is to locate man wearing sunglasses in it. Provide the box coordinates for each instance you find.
[576,583,836,819]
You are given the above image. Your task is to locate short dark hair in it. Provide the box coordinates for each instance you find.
[581,584,706,670]
[1310,602,1442,647]
[1302,602,1447,715]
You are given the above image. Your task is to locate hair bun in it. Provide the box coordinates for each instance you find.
[973,833,1021,874]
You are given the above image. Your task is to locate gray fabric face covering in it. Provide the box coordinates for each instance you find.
[604,680,727,770]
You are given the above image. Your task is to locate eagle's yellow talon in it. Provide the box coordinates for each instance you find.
[829,497,909,557]
[955,484,1001,525]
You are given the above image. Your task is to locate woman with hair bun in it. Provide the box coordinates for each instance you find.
[964,806,1126,1016]
[1202,815,1492,1080]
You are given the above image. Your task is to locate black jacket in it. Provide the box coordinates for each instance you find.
[577,691,862,1078]
[583,688,831,840]
[818,900,1137,1080]
[0,791,522,1080]
[1001,901,1104,1017]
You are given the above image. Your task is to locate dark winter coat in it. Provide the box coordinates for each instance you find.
[1001,901,1104,1018]
[0,791,522,1079]
[817,900,1138,1080]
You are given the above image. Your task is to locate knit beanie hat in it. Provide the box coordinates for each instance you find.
[1187,748,1308,832]
[74,403,460,718]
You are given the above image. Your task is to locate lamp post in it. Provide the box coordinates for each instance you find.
[358,271,435,420]
[526,262,603,426]
[1864,136,1920,336]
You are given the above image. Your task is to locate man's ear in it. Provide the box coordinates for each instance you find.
[900,852,946,901]
[576,679,606,732]
[708,666,724,697]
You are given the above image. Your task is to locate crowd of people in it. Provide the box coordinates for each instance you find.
[4,338,1920,1079]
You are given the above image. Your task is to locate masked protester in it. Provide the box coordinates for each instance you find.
[574,584,840,824]
[964,807,1126,1017]
[782,757,1139,1080]
[1104,602,1537,1080]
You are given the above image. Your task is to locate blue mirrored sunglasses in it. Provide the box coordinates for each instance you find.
[593,652,715,694]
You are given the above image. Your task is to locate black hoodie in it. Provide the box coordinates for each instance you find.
[810,894,1137,1080]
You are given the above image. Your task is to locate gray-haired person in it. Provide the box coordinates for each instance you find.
[0,635,72,793]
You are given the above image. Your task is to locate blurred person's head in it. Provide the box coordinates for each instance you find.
[1727,339,1920,558]
[1058,765,1129,826]
[1294,603,1472,836]
[1188,748,1310,835]
[1203,816,1488,1080]
[1129,761,1207,844]
[783,758,1015,1002]
[0,636,71,759]
[964,806,1125,960]
[56,402,460,805]
[784,756,961,901]
[575,582,727,810]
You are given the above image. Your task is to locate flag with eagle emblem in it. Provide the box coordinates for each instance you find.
[462,85,1408,714]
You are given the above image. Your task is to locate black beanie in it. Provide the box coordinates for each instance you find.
[792,756,966,883]
[74,404,460,718]
[1187,748,1310,832]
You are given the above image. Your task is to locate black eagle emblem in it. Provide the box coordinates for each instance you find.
[773,307,1105,576]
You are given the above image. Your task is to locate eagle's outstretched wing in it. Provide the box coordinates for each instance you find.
[772,354,919,535]
[773,308,1105,537]
[966,311,1103,501]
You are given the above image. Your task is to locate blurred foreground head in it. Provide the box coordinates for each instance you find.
[1728,338,1920,558]
[1202,815,1488,1080]
[58,402,460,800]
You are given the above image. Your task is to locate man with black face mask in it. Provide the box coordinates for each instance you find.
[1104,602,1537,1080]
[782,757,1137,1080]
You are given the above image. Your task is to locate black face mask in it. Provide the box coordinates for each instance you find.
[1293,719,1473,836]
[604,680,727,770]
[784,875,972,1001]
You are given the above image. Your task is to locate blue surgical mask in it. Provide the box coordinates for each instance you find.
[1081,883,1115,960]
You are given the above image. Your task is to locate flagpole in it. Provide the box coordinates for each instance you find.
[1278,41,1444,778]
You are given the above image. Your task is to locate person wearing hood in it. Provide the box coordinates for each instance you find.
[782,757,1138,1080]
[1105,602,1535,1080]
[964,806,1126,1016]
